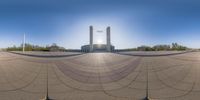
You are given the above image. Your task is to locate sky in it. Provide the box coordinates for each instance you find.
[0,0,200,49]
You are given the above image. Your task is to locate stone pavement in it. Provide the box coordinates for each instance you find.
[0,51,200,100]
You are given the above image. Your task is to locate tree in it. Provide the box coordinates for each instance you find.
[171,43,187,51]
[153,45,170,51]
[137,45,154,51]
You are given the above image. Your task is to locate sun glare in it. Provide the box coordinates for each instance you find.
[97,39,103,44]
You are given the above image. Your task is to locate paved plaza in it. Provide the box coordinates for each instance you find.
[0,51,200,100]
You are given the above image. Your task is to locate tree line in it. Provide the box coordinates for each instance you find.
[117,43,188,51]
[6,43,189,52]
[6,43,66,51]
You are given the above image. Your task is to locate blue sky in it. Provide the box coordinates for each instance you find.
[0,0,200,49]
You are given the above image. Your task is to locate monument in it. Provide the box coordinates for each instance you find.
[106,26,111,52]
[81,26,115,52]
[90,26,93,52]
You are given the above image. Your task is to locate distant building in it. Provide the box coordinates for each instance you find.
[81,26,115,52]
[81,44,115,52]
[48,43,66,52]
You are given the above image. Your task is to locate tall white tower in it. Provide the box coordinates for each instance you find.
[89,26,93,52]
[106,27,111,52]
[87,26,112,52]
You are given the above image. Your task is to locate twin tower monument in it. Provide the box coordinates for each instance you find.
[81,26,115,52]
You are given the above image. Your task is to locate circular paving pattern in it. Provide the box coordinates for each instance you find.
[0,51,200,100]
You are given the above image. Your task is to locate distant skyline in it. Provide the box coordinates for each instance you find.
[0,0,200,49]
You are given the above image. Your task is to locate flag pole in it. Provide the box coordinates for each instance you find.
[23,33,25,52]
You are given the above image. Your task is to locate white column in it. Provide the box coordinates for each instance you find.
[106,27,111,52]
[90,26,93,52]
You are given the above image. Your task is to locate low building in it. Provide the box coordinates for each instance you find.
[81,44,115,52]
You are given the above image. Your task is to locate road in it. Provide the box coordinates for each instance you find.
[0,51,200,100]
